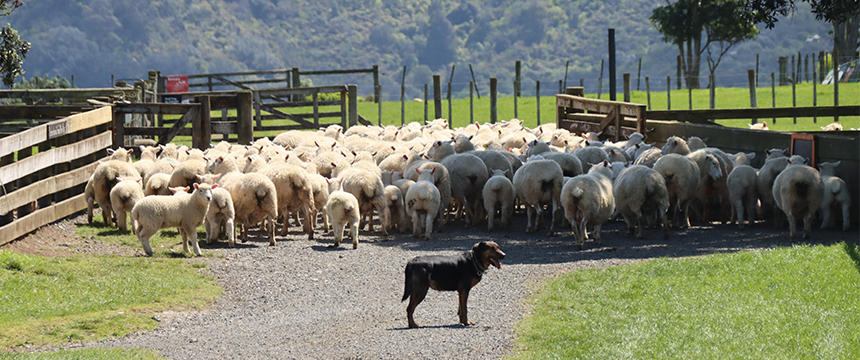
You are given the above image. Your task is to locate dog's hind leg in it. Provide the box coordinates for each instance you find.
[458,289,474,326]
[406,284,428,328]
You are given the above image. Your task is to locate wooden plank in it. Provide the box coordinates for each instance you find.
[259,106,316,127]
[190,77,290,88]
[556,94,645,117]
[0,88,135,99]
[186,68,291,79]
[646,105,860,121]
[597,106,618,132]
[257,86,347,96]
[0,131,111,185]
[0,105,92,120]
[63,106,113,133]
[259,100,343,108]
[114,103,199,114]
[0,123,46,158]
[160,107,197,144]
[298,68,375,75]
[0,159,102,215]
[211,121,236,134]
[0,193,86,246]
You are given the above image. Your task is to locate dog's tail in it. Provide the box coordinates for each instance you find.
[401,264,412,302]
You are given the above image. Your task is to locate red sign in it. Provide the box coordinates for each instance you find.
[165,75,189,93]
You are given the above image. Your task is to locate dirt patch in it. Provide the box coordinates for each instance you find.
[2,214,136,257]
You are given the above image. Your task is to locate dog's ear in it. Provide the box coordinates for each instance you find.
[472,241,488,253]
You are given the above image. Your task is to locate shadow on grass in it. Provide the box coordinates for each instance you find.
[843,242,860,274]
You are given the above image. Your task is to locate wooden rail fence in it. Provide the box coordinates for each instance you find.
[646,105,860,124]
[0,106,113,246]
[556,87,646,142]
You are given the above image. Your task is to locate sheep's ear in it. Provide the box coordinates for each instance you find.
[314,141,320,147]
[184,186,190,192]
[539,127,544,134]
[211,184,218,189]
[107,149,116,155]
[196,174,205,181]
[217,156,224,162]
[331,162,337,167]
[415,168,420,175]
[128,148,134,154]
[832,160,841,167]
[603,160,609,166]
[504,169,512,177]
[746,152,756,160]
[431,167,436,174]
[475,122,481,128]
[402,154,408,160]
[214,173,222,180]
[325,178,331,185]
[522,137,527,143]
[193,183,199,190]
[115,176,122,181]
[351,151,357,156]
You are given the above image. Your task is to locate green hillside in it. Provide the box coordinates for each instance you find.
[7,0,835,99]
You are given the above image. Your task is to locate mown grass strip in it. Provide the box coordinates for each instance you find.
[76,213,221,258]
[0,348,163,360]
[512,243,860,359]
[0,249,220,348]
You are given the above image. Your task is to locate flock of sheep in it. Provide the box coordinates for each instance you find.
[83,118,852,256]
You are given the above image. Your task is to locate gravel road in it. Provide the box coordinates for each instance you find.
[93,217,857,359]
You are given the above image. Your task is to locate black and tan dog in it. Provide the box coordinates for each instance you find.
[401,241,506,328]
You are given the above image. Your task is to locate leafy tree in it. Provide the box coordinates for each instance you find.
[0,0,28,86]
[12,74,71,89]
[651,0,760,89]
[419,0,456,70]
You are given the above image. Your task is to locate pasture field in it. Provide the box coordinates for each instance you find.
[0,348,162,360]
[513,243,860,359]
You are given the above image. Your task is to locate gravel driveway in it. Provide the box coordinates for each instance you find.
[94,217,857,359]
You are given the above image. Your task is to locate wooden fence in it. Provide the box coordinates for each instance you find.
[0,106,113,246]
[555,87,646,142]
[646,106,860,124]
[0,88,137,105]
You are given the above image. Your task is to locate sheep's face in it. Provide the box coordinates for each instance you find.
[193,183,216,201]
[704,155,723,180]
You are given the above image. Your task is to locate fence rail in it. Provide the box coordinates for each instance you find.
[646,106,860,124]
[0,106,112,246]
[556,89,646,141]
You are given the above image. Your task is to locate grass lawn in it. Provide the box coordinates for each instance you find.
[77,213,221,259]
[0,348,163,359]
[512,243,860,359]
[0,240,220,349]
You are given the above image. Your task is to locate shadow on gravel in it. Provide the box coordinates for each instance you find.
[386,324,484,331]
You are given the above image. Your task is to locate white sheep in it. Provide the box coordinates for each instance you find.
[144,173,172,196]
[384,185,409,233]
[661,136,691,155]
[820,122,843,131]
[168,159,207,188]
[482,169,515,231]
[687,136,707,151]
[748,121,768,130]
[337,168,389,235]
[441,153,489,225]
[405,162,452,226]
[91,160,141,227]
[131,183,215,256]
[727,165,758,229]
[405,168,442,239]
[633,148,662,168]
[452,134,475,153]
[211,162,279,246]
[513,158,563,235]
[653,154,700,228]
[731,152,756,167]
[325,187,361,249]
[687,149,729,223]
[525,139,552,158]
[109,176,144,232]
[427,140,455,161]
[772,164,823,239]
[561,162,615,249]
[470,150,514,179]
[756,156,790,224]
[264,163,316,239]
[818,161,851,231]
[765,148,788,159]
[540,151,583,177]
[308,174,332,232]
[613,165,670,239]
[205,186,236,247]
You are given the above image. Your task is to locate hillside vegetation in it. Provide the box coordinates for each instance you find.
[8,0,835,99]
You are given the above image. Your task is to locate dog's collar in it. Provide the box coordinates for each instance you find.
[470,251,487,276]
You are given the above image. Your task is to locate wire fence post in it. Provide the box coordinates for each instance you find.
[423,83,428,125]
[748,69,758,125]
[469,81,474,124]
[513,80,518,119]
[536,80,541,125]
[645,76,651,110]
[771,72,777,124]
[490,77,498,124]
[666,76,671,110]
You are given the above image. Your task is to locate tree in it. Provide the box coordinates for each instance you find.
[744,0,859,61]
[419,0,457,70]
[0,0,29,86]
[651,0,760,89]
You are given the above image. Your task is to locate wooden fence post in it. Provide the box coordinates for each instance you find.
[469,81,474,124]
[803,54,809,82]
[563,60,570,90]
[112,107,125,148]
[833,50,839,122]
[513,80,518,119]
[536,80,541,125]
[340,88,347,129]
[791,55,795,82]
[237,91,253,144]
[372,64,380,103]
[558,80,563,95]
[688,86,693,110]
[792,69,797,124]
[636,58,642,90]
[253,91,262,128]
[797,51,802,82]
[755,53,760,86]
[778,57,788,85]
[666,76,671,110]
[515,60,522,97]
[645,76,651,110]
[709,73,715,109]
[193,95,211,150]
[771,72,777,124]
[433,75,442,120]
[423,83,428,125]
[812,67,817,123]
[597,59,604,99]
[348,84,358,127]
[291,67,301,101]
[676,55,682,89]
[377,84,382,126]
[469,64,480,98]
[579,78,584,87]
[447,81,453,124]
[401,66,406,126]
[623,73,631,102]
[748,69,758,124]
[490,77,498,124]
[313,90,320,128]
[818,51,825,82]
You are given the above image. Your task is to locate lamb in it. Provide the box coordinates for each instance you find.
[85,174,96,224]
[482,169,515,231]
[512,158,563,235]
[337,168,389,235]
[661,136,691,155]
[91,160,141,227]
[405,161,452,225]
[756,156,790,224]
[633,148,662,168]
[209,161,279,245]
[727,165,758,229]
[772,164,823,239]
[572,146,610,173]
[384,185,409,233]
[820,122,843,131]
[264,163,316,239]
[605,146,629,163]
[168,159,207,188]
[687,149,728,223]
[470,150,514,179]
[731,152,756,167]
[109,176,144,232]
[817,161,851,231]
[539,151,583,177]
[144,173,172,196]
[106,147,134,162]
[748,121,768,130]
[308,174,332,231]
[613,165,670,239]
[560,162,615,249]
[653,154,700,228]
[441,153,489,225]
[765,148,788,159]
[131,183,215,256]
[687,136,707,151]
[452,134,475,153]
[525,139,552,158]
[427,140,455,161]
[205,186,236,247]
[405,169,442,239]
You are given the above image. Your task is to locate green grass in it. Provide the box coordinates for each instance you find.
[0,348,163,359]
[77,213,221,258]
[0,248,220,349]
[512,243,860,359]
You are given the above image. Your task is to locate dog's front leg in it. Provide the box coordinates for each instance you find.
[457,289,474,326]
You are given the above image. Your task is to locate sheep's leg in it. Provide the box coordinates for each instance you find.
[350,220,359,249]
[138,227,156,257]
[786,211,797,240]
[115,210,127,232]
[660,205,670,240]
[380,202,391,236]
[734,199,745,229]
[280,209,290,236]
[411,210,421,237]
[188,226,202,256]
[534,205,544,232]
[745,198,756,228]
[226,218,235,248]
[87,199,95,224]
[332,221,345,247]
[292,211,302,228]
[501,201,513,228]
[841,203,851,232]
[546,200,558,236]
[819,205,832,230]
[577,218,587,249]
[267,216,276,246]
[240,224,248,243]
[486,202,496,232]
[322,208,330,232]
[100,200,114,227]
[802,213,814,240]
[424,209,434,240]
[304,206,315,240]
[594,223,603,244]
[526,206,535,233]
[179,227,189,254]
[206,219,218,244]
